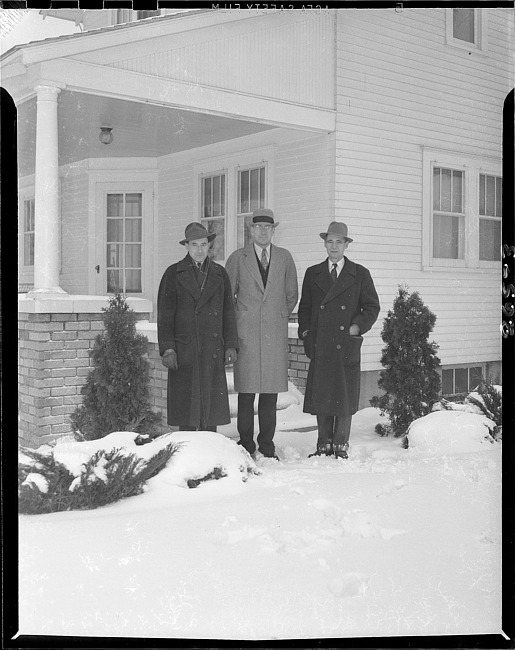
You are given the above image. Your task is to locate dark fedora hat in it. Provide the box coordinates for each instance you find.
[319,221,353,242]
[252,208,278,226]
[179,222,216,245]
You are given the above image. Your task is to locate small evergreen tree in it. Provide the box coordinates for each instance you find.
[71,293,161,440]
[466,377,502,439]
[370,285,441,438]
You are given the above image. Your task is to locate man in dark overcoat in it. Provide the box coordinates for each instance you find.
[157,222,238,431]
[298,222,380,458]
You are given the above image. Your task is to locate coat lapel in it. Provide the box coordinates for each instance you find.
[262,245,283,301]
[243,244,265,293]
[321,257,357,304]
[176,255,201,301]
[196,260,222,309]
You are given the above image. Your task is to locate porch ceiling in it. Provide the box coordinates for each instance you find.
[17,90,275,175]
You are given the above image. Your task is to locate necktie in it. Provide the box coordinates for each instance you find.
[331,263,338,283]
[261,248,268,271]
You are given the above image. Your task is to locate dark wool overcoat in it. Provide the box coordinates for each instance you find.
[298,257,380,416]
[157,256,239,427]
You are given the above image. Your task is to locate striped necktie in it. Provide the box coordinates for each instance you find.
[261,247,269,271]
[331,263,338,282]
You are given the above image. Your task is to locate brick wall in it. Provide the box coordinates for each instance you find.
[287,337,309,392]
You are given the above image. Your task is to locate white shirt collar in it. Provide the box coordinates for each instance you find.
[254,243,271,257]
[328,257,345,275]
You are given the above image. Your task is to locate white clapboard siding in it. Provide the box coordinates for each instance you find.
[60,164,90,294]
[331,8,510,370]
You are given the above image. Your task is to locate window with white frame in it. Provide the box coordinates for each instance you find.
[441,365,483,396]
[237,165,266,248]
[23,198,35,267]
[479,174,502,261]
[201,173,226,262]
[194,150,271,262]
[446,8,488,53]
[432,167,464,260]
[106,193,143,293]
[423,149,501,268]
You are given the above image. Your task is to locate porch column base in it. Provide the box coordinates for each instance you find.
[25,287,69,300]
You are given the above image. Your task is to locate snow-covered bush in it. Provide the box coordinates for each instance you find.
[466,379,502,439]
[407,411,497,453]
[370,286,441,440]
[19,440,177,514]
[70,293,161,441]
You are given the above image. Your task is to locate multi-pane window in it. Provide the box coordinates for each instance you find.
[201,174,226,261]
[106,193,142,293]
[453,9,475,44]
[442,366,482,396]
[479,174,502,261]
[237,166,266,248]
[23,198,35,266]
[432,167,464,259]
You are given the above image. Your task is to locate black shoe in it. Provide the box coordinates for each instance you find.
[261,453,280,461]
[334,443,349,459]
[237,440,255,455]
[308,443,334,458]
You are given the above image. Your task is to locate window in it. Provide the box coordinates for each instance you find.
[479,174,502,261]
[201,173,226,261]
[237,166,266,248]
[193,149,272,262]
[446,8,488,53]
[136,11,160,20]
[106,193,142,293]
[453,9,475,43]
[423,149,501,268]
[442,365,483,396]
[432,167,464,260]
[23,198,35,266]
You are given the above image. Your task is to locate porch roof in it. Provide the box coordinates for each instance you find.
[1,9,336,136]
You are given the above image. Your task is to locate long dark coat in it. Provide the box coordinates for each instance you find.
[298,257,380,416]
[157,255,238,427]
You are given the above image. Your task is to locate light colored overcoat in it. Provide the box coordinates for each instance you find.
[225,243,298,394]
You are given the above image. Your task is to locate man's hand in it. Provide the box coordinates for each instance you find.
[225,348,237,365]
[162,349,178,370]
[349,324,361,336]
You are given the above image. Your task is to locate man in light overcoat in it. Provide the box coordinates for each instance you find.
[225,208,298,459]
[157,222,238,431]
[298,222,380,459]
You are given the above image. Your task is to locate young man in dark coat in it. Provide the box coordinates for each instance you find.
[298,222,380,458]
[157,223,238,431]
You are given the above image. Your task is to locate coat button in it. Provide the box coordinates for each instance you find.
[320,305,325,309]
[213,353,217,358]
[340,325,345,330]
[213,311,218,316]
[336,344,341,349]
[341,305,346,310]
[213,332,218,337]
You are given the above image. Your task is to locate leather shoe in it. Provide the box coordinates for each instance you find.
[308,443,334,458]
[334,443,349,459]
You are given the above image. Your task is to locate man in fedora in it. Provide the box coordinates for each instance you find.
[298,222,380,458]
[157,222,238,431]
[226,209,298,460]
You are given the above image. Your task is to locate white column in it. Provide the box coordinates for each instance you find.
[28,84,67,297]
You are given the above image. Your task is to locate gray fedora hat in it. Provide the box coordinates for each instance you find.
[179,222,216,245]
[252,208,278,226]
[319,221,353,242]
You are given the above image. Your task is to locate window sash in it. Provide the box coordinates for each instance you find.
[201,174,226,261]
[237,166,266,248]
[442,366,483,395]
[453,8,475,44]
[432,167,464,260]
[106,193,142,293]
[23,199,35,266]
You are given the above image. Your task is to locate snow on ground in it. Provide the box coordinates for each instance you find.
[18,404,502,640]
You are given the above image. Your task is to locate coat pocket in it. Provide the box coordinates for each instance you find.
[343,335,363,365]
[175,335,193,369]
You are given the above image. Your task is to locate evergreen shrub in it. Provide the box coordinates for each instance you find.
[18,442,177,514]
[466,377,502,439]
[370,285,441,439]
[71,293,161,440]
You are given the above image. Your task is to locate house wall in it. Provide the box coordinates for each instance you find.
[333,8,512,371]
[60,163,90,294]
